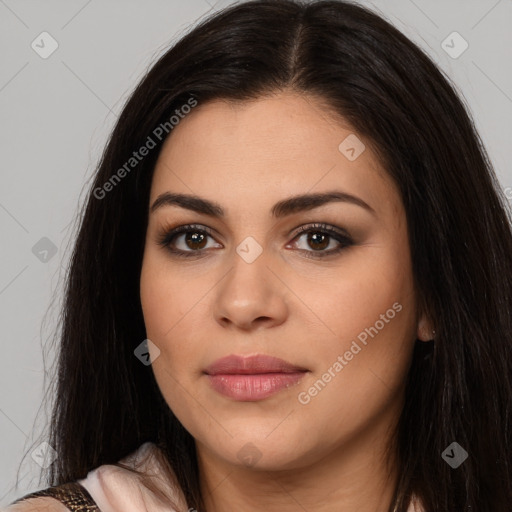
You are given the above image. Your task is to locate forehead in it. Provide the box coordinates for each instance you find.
[150,91,399,219]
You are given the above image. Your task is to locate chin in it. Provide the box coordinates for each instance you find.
[204,428,320,472]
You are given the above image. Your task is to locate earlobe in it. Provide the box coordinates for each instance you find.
[416,313,436,342]
[416,321,436,341]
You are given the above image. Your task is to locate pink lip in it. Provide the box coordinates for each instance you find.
[204,354,308,401]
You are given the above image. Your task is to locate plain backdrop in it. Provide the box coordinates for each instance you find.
[1,0,511,507]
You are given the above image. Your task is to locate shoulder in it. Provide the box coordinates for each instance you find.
[5,482,99,512]
[78,442,188,511]
[407,495,425,512]
[5,442,185,512]
[3,496,70,511]
[78,442,188,512]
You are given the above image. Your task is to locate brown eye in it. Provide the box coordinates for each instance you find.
[184,231,208,250]
[305,232,330,251]
[288,223,353,259]
[157,224,220,258]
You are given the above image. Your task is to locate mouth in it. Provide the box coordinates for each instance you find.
[204,354,309,401]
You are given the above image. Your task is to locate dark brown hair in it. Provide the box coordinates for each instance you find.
[18,1,512,511]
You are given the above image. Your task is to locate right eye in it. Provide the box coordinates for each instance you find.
[157,224,222,258]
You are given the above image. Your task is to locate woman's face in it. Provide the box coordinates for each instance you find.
[140,91,431,472]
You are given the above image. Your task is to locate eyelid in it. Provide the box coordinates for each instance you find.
[156,223,216,246]
[291,222,352,240]
[157,221,350,240]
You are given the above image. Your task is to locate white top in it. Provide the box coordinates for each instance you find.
[6,441,425,511]
[77,442,188,512]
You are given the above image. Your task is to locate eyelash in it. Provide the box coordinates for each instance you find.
[156,222,353,260]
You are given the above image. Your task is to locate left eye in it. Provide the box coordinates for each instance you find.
[287,223,353,258]
[157,223,353,259]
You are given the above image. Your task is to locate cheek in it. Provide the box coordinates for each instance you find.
[140,250,193,340]
[293,242,415,355]
[140,310,216,447]
[139,250,209,408]
[140,262,196,431]
[293,242,417,421]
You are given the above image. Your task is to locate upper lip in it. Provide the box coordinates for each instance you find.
[204,354,308,375]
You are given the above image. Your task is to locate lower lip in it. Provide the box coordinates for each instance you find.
[206,372,307,401]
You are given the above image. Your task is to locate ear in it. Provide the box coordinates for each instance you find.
[416,310,436,342]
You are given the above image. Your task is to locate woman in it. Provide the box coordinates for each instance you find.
[7,0,512,511]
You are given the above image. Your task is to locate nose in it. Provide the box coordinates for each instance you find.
[212,243,289,332]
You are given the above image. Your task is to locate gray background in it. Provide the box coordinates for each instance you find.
[1,0,511,506]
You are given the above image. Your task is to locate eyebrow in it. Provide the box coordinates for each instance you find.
[150,190,377,218]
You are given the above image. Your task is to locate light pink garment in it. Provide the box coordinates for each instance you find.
[407,496,425,512]
[78,442,189,512]
[78,442,424,512]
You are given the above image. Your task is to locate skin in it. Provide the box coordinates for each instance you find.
[139,90,433,512]
[8,497,70,511]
